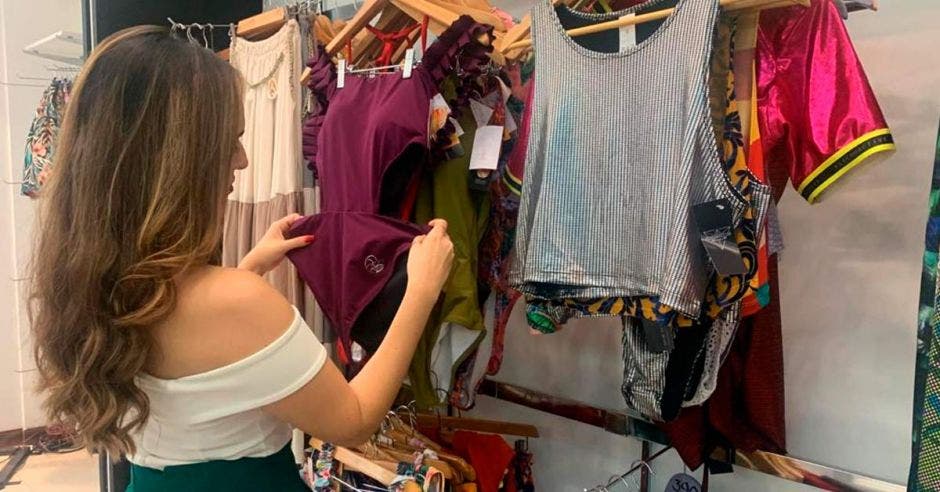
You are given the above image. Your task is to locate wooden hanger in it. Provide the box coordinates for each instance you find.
[301,0,500,84]
[415,413,540,438]
[384,411,478,482]
[309,437,399,486]
[216,7,288,60]
[373,444,458,481]
[237,7,289,40]
[422,0,509,32]
[352,4,413,66]
[495,0,573,60]
[502,0,809,55]
[301,0,437,83]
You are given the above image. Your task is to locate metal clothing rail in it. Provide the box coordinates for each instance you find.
[477,379,905,492]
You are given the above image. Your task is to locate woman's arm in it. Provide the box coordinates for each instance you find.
[259,220,454,446]
[237,214,313,276]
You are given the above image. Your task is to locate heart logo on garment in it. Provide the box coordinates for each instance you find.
[364,255,385,274]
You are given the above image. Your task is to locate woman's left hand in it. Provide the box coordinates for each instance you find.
[238,214,313,276]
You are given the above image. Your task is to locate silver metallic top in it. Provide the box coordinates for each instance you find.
[510,0,745,317]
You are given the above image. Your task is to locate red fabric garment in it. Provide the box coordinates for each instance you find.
[709,253,787,453]
[756,0,894,203]
[451,431,515,492]
[364,23,419,66]
[658,254,787,468]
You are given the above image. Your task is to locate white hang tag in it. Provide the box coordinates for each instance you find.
[619,13,637,52]
[449,117,465,138]
[469,99,494,128]
[337,59,346,88]
[481,90,501,108]
[469,125,504,171]
[498,77,512,104]
[403,48,415,79]
[428,93,451,134]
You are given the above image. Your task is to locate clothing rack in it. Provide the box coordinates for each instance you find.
[584,444,672,491]
[502,0,808,52]
[476,379,906,492]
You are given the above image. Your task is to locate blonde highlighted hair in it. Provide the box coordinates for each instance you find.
[30,25,243,455]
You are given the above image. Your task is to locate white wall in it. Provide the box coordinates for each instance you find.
[0,1,933,490]
[0,0,83,432]
[469,0,940,490]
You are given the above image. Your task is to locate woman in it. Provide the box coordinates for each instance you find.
[30,26,453,491]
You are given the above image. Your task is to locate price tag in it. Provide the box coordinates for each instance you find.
[468,125,504,171]
[691,198,747,275]
[642,319,675,353]
[470,99,494,128]
[665,473,702,492]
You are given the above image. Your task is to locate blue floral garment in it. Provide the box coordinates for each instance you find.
[910,120,940,490]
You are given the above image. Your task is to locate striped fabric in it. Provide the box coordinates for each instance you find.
[510,0,745,318]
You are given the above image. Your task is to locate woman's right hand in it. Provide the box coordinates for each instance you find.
[406,219,455,301]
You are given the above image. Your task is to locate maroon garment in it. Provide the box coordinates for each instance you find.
[658,252,787,469]
[289,17,494,359]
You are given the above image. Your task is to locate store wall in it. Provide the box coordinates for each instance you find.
[469,0,940,490]
[0,0,83,432]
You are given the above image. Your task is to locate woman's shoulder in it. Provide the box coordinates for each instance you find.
[179,267,290,313]
[147,267,297,379]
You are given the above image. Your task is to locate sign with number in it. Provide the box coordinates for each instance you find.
[665,473,701,492]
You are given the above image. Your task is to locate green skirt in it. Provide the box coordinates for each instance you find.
[127,443,309,492]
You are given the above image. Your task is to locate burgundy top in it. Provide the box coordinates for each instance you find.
[289,17,494,358]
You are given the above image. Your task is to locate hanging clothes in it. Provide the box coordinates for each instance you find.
[511,0,750,322]
[909,120,940,489]
[729,12,772,316]
[224,20,306,309]
[756,0,895,203]
[409,107,490,408]
[449,76,531,410]
[22,77,72,198]
[513,0,768,348]
[288,17,495,363]
[658,255,787,469]
[470,61,533,393]
[655,0,896,463]
[657,87,782,470]
[684,15,750,409]
[622,11,768,421]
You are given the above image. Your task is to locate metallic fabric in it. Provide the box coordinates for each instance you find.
[756,0,894,203]
[511,0,746,318]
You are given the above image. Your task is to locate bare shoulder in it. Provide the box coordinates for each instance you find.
[178,266,293,322]
[147,267,297,379]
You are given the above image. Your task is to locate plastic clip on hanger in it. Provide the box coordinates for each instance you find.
[302,0,498,84]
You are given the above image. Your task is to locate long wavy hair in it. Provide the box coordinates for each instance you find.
[30,25,243,455]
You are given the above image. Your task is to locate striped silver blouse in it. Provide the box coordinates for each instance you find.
[510,0,745,318]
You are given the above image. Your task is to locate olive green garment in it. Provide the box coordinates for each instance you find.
[408,110,490,408]
[127,443,308,492]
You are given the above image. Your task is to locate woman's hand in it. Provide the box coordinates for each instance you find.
[405,219,455,302]
[238,214,313,276]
